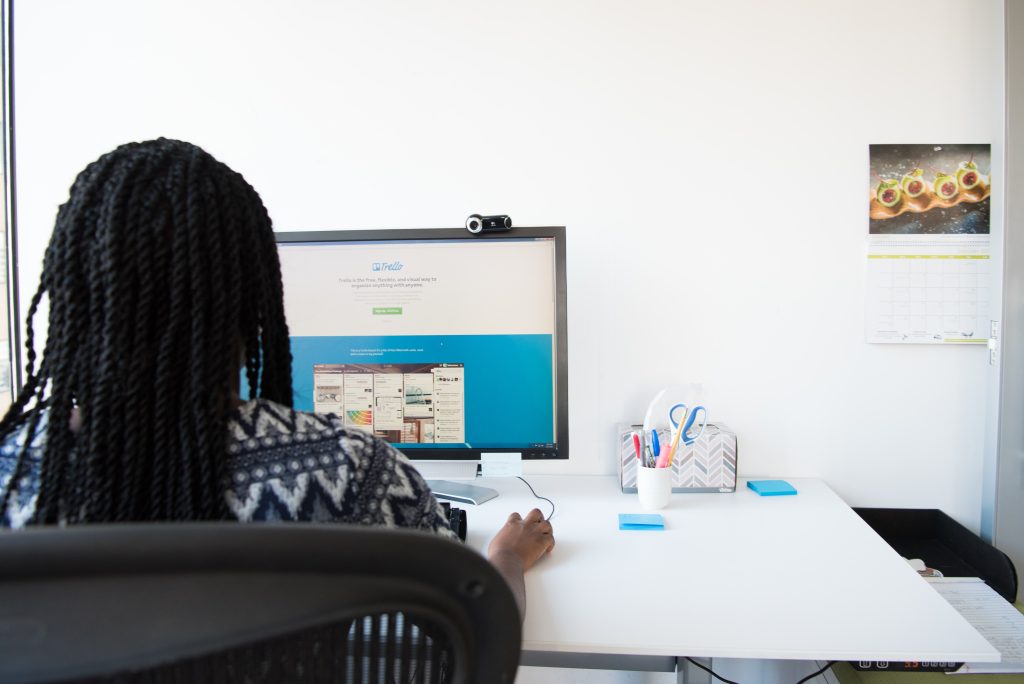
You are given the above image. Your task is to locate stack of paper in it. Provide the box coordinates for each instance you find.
[926,577,1024,674]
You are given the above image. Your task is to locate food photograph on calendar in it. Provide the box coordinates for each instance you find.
[869,144,991,235]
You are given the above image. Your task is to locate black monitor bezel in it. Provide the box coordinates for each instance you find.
[274,226,569,461]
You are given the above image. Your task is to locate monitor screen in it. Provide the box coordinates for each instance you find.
[275,227,568,461]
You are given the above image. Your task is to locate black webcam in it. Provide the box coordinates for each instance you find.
[466,214,512,234]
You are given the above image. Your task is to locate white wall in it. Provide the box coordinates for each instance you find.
[12,0,1003,529]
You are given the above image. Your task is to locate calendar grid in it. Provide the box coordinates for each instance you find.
[865,239,991,344]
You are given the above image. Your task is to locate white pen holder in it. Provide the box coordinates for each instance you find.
[636,466,672,510]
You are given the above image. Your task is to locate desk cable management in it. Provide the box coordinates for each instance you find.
[684,657,837,684]
[516,476,555,521]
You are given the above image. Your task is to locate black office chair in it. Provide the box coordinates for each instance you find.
[0,523,521,683]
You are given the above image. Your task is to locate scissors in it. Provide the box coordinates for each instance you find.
[668,403,708,446]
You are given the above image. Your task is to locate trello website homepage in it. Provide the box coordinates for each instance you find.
[278,238,556,452]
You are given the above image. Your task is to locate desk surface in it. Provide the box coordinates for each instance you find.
[463,476,998,663]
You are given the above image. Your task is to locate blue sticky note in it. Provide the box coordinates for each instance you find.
[618,513,665,530]
[747,480,798,496]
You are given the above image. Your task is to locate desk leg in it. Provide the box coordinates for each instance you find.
[677,657,711,684]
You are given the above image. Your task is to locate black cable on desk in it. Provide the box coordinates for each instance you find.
[516,476,555,521]
[684,657,837,684]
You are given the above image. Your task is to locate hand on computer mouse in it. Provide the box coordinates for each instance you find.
[488,508,555,572]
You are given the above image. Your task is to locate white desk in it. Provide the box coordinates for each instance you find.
[463,475,998,669]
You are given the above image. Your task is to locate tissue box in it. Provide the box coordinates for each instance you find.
[618,423,738,493]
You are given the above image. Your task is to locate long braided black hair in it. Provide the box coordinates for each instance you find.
[0,138,293,523]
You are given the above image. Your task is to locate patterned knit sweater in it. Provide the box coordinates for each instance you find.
[0,398,455,538]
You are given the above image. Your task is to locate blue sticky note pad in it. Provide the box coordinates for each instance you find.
[747,480,798,496]
[618,513,665,530]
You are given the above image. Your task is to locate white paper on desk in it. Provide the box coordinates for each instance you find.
[480,452,523,478]
[925,577,1024,674]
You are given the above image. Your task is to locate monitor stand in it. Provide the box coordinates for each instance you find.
[419,461,499,506]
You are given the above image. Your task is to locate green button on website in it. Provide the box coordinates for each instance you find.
[372,307,402,315]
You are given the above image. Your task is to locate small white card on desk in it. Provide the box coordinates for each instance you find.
[481,452,522,478]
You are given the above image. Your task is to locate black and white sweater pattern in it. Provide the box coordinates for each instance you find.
[1,398,455,539]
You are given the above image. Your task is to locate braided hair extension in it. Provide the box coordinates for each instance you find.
[0,139,293,524]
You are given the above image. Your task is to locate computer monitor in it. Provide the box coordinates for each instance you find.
[274,227,568,504]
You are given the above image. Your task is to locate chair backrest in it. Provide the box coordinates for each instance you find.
[0,523,521,683]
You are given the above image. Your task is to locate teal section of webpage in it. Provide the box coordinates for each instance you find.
[746,480,798,496]
[618,513,665,530]
[287,334,554,447]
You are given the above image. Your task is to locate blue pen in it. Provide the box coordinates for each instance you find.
[650,429,660,462]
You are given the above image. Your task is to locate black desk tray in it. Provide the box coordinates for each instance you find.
[854,507,1018,603]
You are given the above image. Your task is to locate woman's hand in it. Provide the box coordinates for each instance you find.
[486,508,554,619]
[488,508,555,571]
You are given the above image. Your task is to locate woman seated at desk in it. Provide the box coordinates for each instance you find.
[0,138,552,615]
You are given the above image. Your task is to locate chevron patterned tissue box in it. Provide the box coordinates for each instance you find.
[618,423,738,493]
